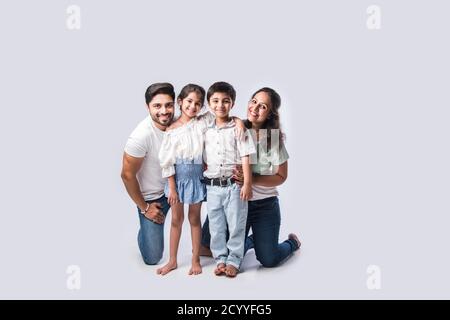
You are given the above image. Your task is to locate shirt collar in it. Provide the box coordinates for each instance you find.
[208,117,236,129]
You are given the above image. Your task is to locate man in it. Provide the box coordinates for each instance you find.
[121,83,175,265]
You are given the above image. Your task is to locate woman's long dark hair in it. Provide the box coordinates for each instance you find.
[244,87,285,150]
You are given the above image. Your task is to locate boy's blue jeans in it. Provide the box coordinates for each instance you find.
[206,183,248,269]
[136,196,170,265]
[201,196,299,268]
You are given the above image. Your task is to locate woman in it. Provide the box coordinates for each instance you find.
[200,87,301,268]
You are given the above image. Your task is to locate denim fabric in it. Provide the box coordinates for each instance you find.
[137,196,170,265]
[206,183,248,269]
[164,157,206,204]
[201,196,298,268]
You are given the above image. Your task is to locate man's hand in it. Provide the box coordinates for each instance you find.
[167,187,179,206]
[142,202,165,224]
[240,183,253,201]
[232,165,244,186]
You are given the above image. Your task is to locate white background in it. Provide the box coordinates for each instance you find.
[0,0,449,299]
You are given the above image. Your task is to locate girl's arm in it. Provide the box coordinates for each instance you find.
[159,133,176,178]
[197,110,215,127]
[159,132,180,206]
[167,175,179,206]
[253,161,288,187]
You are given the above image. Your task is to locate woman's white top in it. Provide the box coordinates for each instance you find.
[250,133,289,201]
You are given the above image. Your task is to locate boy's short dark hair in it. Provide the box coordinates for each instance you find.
[206,81,236,103]
[145,83,175,105]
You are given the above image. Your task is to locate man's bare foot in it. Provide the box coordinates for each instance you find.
[289,233,301,251]
[214,263,226,276]
[225,264,239,278]
[156,260,177,275]
[199,245,212,257]
[188,259,202,275]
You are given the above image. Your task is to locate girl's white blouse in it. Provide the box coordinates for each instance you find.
[159,111,215,178]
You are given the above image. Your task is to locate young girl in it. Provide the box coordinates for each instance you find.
[157,84,210,275]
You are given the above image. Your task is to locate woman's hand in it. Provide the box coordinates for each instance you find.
[232,165,244,186]
[168,187,179,206]
[232,117,247,141]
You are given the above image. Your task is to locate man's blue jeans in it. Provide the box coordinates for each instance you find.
[137,196,170,265]
[201,196,298,268]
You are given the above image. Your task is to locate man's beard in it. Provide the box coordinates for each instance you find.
[151,113,173,127]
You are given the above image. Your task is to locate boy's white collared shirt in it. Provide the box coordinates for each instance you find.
[203,119,256,179]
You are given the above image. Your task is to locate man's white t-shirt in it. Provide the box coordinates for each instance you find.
[124,116,166,201]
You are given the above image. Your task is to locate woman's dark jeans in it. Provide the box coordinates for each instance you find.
[201,196,299,268]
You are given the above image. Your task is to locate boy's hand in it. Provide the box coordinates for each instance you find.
[240,183,252,201]
[168,187,179,206]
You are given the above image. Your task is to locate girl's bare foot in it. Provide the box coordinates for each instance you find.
[189,258,202,275]
[288,233,301,251]
[156,260,177,275]
[214,263,226,276]
[225,265,239,278]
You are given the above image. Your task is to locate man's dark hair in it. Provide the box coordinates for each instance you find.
[206,81,236,103]
[145,83,175,105]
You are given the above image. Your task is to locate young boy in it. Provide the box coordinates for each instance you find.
[203,82,256,278]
